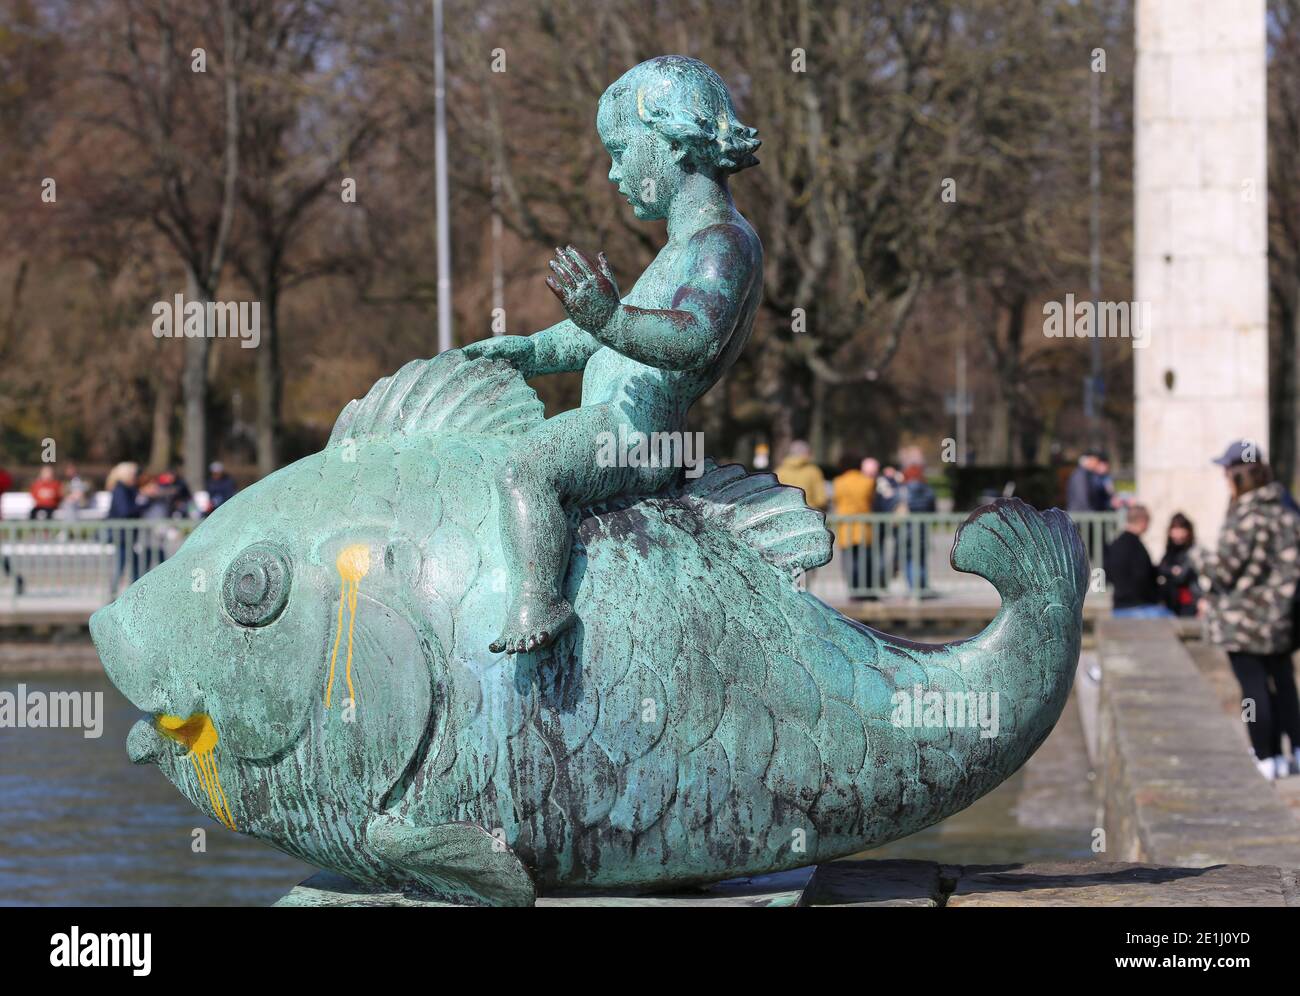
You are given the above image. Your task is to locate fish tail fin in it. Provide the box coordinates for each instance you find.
[951,497,1088,615]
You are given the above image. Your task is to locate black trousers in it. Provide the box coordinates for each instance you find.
[843,545,875,599]
[1228,651,1300,760]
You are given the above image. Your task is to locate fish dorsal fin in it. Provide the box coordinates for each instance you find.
[329,353,545,444]
[672,460,833,576]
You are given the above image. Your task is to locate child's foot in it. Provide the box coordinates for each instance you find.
[489,592,575,654]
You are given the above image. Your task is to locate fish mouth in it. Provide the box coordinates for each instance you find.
[130,712,238,830]
[157,712,219,752]
[126,713,216,764]
[128,722,178,769]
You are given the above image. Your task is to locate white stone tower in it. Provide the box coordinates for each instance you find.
[1134,0,1269,546]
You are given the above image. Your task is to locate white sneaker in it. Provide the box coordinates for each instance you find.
[1273,755,1291,777]
[1255,756,1278,781]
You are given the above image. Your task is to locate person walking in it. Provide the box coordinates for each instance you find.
[204,461,237,516]
[831,454,875,600]
[1067,451,1097,512]
[1103,504,1171,618]
[874,465,904,585]
[774,441,827,511]
[106,462,143,589]
[137,475,172,571]
[1156,512,1200,618]
[62,463,90,519]
[1091,453,1118,511]
[862,458,884,588]
[899,462,936,593]
[1192,441,1300,781]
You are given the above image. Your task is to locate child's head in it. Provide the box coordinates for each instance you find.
[597,56,759,220]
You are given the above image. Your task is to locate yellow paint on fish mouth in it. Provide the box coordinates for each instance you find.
[325,543,370,708]
[157,713,236,831]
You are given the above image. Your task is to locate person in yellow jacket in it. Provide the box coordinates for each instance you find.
[831,454,876,599]
[774,440,827,510]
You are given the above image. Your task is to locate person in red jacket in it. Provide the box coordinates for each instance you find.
[29,466,63,520]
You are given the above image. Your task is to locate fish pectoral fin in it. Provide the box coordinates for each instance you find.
[365,815,536,907]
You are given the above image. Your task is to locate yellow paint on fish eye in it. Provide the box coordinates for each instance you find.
[157,713,236,831]
[325,544,371,709]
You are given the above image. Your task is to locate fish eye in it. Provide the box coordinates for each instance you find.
[222,543,291,627]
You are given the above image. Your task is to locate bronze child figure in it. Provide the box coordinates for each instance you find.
[462,55,764,654]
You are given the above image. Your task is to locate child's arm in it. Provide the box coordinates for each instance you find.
[460,320,600,378]
[546,226,754,372]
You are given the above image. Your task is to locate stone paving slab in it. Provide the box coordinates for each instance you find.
[946,860,1292,908]
[276,867,814,908]
[797,859,944,907]
[275,859,1299,907]
[1096,618,1300,867]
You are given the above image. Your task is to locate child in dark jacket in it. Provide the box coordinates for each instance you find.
[1156,512,1200,617]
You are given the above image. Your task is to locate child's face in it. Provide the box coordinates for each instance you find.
[597,93,678,221]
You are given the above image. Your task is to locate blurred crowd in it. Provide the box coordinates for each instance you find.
[774,440,937,598]
[0,460,238,522]
[0,459,240,593]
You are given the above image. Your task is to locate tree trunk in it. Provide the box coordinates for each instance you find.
[758,346,796,459]
[148,374,177,473]
[809,377,828,463]
[183,266,211,487]
[985,396,1010,465]
[256,279,281,477]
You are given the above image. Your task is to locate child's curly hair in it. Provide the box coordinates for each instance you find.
[601,56,760,175]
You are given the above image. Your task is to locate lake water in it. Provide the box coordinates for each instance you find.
[0,669,1088,906]
[0,671,313,906]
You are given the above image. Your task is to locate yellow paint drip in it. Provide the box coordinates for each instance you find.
[325,543,370,708]
[157,713,236,830]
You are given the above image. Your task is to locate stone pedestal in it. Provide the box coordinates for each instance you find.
[273,859,1300,907]
[1134,0,1269,546]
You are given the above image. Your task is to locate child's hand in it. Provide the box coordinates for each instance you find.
[461,335,533,368]
[546,246,620,333]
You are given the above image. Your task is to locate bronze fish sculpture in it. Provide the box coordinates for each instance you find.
[91,352,1086,906]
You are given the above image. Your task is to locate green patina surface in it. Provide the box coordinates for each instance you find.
[91,57,1087,907]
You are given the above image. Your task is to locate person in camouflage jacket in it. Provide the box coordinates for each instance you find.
[1190,454,1300,778]
[1192,478,1300,653]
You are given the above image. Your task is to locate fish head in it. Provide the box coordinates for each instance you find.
[92,453,441,836]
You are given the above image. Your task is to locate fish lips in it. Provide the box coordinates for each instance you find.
[126,717,186,765]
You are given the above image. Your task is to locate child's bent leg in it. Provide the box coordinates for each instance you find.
[489,451,575,653]
[488,404,626,654]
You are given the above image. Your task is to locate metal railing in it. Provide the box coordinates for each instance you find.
[817,510,1121,599]
[0,510,1124,612]
[0,519,197,604]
